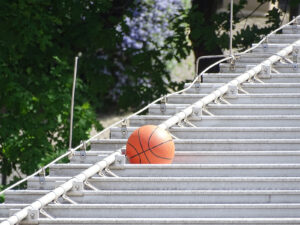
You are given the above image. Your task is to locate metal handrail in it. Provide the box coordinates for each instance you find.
[195,54,229,77]
[1,15,299,225]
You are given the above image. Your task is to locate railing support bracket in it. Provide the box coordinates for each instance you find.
[160,96,167,113]
[192,106,202,120]
[121,120,128,138]
[225,85,238,98]
[258,64,271,79]
[112,154,125,169]
[68,181,84,196]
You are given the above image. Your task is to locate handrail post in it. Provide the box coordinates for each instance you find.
[69,53,81,150]
[229,0,233,57]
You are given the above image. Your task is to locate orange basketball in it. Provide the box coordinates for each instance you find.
[126,125,175,164]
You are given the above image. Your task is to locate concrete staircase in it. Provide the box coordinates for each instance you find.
[2,19,300,225]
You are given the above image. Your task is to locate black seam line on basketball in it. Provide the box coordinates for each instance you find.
[147,126,159,151]
[146,126,163,161]
[138,128,151,163]
[130,139,173,160]
[127,142,142,163]
[130,140,173,160]
[147,127,172,161]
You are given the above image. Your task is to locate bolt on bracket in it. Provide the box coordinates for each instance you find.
[112,154,126,169]
[39,168,46,185]
[22,209,39,224]
[292,17,298,32]
[80,140,87,161]
[225,85,238,98]
[191,106,202,120]
[121,119,128,138]
[69,181,84,196]
[229,59,236,71]
[160,96,167,113]
[258,64,271,79]
[293,45,300,63]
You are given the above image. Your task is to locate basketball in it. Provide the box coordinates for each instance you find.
[126,125,175,164]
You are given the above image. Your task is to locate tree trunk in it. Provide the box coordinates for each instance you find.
[189,0,223,76]
[1,173,7,186]
[289,2,299,21]
[1,157,7,186]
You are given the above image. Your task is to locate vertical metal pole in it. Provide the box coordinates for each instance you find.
[229,0,233,57]
[69,56,79,150]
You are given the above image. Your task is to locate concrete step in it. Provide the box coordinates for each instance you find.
[7,190,300,204]
[24,217,300,225]
[250,43,289,53]
[149,104,300,116]
[184,83,300,94]
[268,34,300,43]
[202,73,300,83]
[220,63,300,73]
[90,139,300,151]
[70,150,300,165]
[235,52,293,63]
[110,127,300,139]
[282,25,300,34]
[27,176,300,191]
[49,164,300,177]
[129,115,300,127]
[4,203,300,219]
[70,151,110,164]
[168,93,300,104]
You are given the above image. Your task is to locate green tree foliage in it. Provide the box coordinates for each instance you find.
[168,0,291,73]
[0,0,183,186]
[0,0,133,185]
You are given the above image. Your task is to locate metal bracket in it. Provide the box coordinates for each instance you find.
[62,194,78,204]
[293,63,299,71]
[84,181,99,191]
[262,36,268,50]
[258,64,271,79]
[247,77,254,83]
[183,118,197,127]
[237,85,249,94]
[292,46,300,63]
[169,132,179,140]
[194,76,202,90]
[214,97,221,104]
[105,168,119,177]
[177,121,184,127]
[292,16,298,33]
[253,75,264,83]
[121,120,128,138]
[191,106,202,120]
[219,96,231,105]
[68,150,74,160]
[225,85,238,98]
[39,168,46,185]
[22,209,39,224]
[98,170,106,177]
[40,208,54,219]
[202,107,214,116]
[112,154,126,169]
[53,198,61,204]
[68,181,84,196]
[229,58,235,71]
[160,96,167,113]
[80,140,87,161]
